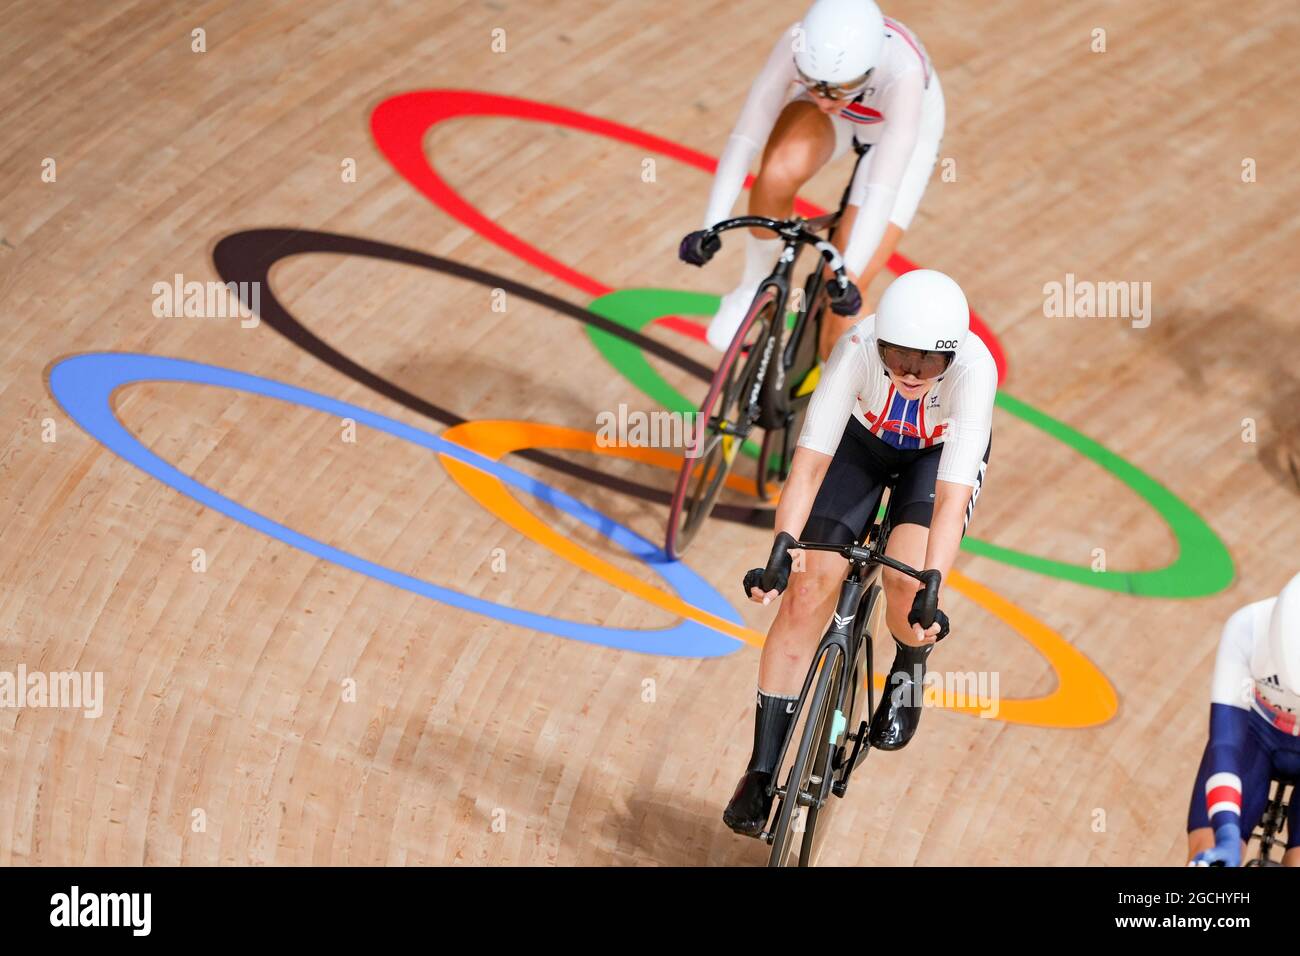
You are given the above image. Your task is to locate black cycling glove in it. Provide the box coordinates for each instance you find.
[907,591,951,641]
[679,229,721,266]
[827,277,862,316]
[742,531,799,598]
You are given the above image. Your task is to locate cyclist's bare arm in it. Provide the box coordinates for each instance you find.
[748,446,832,604]
[923,479,973,586]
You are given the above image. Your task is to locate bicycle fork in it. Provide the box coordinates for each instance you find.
[817,577,866,803]
[766,577,865,815]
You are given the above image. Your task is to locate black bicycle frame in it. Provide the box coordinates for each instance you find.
[762,480,933,806]
[781,141,872,374]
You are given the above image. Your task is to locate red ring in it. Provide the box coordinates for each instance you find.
[371,89,1006,382]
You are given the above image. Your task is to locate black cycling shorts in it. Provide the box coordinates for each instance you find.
[801,416,990,547]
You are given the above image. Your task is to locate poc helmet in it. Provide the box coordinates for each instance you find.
[874,269,971,355]
[795,0,886,89]
[1265,573,1300,698]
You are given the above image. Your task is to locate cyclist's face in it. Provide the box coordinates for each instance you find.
[878,342,953,398]
[889,370,935,400]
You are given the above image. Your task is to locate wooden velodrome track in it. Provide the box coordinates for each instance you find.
[2,0,1297,866]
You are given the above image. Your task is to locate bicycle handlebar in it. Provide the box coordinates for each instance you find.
[698,216,853,289]
[759,535,942,628]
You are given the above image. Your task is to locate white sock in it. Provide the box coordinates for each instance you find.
[738,233,782,289]
[705,234,782,351]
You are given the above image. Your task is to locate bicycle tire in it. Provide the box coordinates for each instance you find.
[799,581,885,864]
[768,649,839,867]
[755,427,781,503]
[754,282,823,501]
[755,398,810,499]
[665,287,779,559]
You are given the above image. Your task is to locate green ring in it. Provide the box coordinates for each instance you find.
[585,288,1234,598]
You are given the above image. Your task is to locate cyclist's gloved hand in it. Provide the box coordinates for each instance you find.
[827,277,862,316]
[679,229,721,267]
[907,592,950,642]
[743,531,799,604]
[1190,824,1242,867]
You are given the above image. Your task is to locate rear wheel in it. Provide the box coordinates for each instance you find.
[665,288,779,559]
[754,398,812,502]
[754,293,821,502]
[755,427,782,503]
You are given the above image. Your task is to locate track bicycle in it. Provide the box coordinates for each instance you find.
[665,146,872,559]
[747,482,942,867]
[1245,775,1294,866]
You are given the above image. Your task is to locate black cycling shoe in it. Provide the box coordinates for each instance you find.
[722,769,774,836]
[868,639,932,751]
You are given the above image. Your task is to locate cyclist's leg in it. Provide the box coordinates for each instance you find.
[869,438,988,750]
[757,419,885,694]
[880,438,987,647]
[1275,750,1300,864]
[749,99,843,226]
[708,100,839,352]
[725,419,883,833]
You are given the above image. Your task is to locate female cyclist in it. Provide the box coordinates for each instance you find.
[722,268,995,836]
[680,0,945,358]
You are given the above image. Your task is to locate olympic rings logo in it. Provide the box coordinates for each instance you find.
[47,90,1234,729]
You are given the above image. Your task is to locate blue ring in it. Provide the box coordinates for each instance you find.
[49,353,741,658]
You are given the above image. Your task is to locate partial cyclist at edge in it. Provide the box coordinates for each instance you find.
[1188,572,1300,867]
[681,0,945,359]
[723,267,996,836]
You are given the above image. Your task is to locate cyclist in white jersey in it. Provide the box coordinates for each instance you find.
[723,268,996,836]
[680,0,945,357]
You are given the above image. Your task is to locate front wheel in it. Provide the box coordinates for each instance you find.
[768,649,841,867]
[665,287,779,559]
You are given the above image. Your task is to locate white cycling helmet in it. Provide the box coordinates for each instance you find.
[1265,573,1300,697]
[874,269,971,355]
[794,0,886,89]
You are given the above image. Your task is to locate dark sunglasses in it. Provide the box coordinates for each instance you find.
[877,341,955,379]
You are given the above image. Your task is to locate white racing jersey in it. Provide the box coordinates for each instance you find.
[704,17,939,275]
[796,315,997,488]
